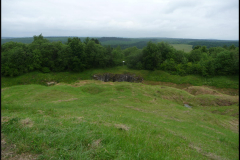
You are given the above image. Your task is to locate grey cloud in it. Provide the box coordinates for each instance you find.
[1,0,238,40]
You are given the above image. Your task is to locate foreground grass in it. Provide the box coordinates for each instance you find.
[1,66,239,90]
[1,80,239,159]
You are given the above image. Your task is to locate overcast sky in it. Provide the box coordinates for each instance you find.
[1,0,239,40]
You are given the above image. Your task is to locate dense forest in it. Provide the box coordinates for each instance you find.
[1,34,239,77]
[2,36,239,49]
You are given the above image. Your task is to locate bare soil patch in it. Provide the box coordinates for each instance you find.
[220,119,239,133]
[228,119,239,133]
[189,143,225,160]
[183,86,221,96]
[143,81,192,89]
[1,88,9,92]
[52,98,78,103]
[91,139,101,149]
[114,124,130,131]
[1,134,38,160]
[20,118,33,128]
[69,80,116,87]
[143,81,239,96]
[1,117,11,123]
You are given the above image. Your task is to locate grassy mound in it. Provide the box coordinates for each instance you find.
[1,81,239,159]
[1,66,239,90]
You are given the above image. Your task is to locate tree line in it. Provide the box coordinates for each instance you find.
[1,34,239,77]
[189,40,239,49]
[126,42,239,76]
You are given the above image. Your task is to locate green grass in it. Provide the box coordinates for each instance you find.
[170,44,193,53]
[1,66,239,89]
[1,80,239,159]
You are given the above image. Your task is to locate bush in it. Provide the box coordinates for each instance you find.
[41,67,51,73]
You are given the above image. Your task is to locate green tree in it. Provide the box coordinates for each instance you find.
[188,49,203,62]
[111,46,124,66]
[214,50,239,75]
[123,46,138,57]
[91,38,100,44]
[126,49,143,69]
[142,41,162,70]
[229,44,236,50]
[160,58,176,72]
[156,42,175,61]
[67,37,86,71]
[84,37,90,45]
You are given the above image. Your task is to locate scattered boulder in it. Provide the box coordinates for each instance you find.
[184,104,192,108]
[46,81,56,86]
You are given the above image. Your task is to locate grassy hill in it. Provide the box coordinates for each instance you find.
[1,67,239,159]
[1,37,239,51]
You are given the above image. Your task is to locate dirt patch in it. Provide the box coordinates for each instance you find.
[52,98,78,103]
[37,110,44,114]
[204,152,225,160]
[183,86,221,96]
[215,99,235,106]
[114,124,130,131]
[158,91,238,107]
[1,134,16,159]
[170,117,182,122]
[118,96,127,98]
[1,88,9,92]
[226,119,239,133]
[143,81,192,89]
[1,134,38,160]
[124,106,146,112]
[189,143,202,152]
[1,117,11,123]
[231,113,239,118]
[72,80,116,87]
[211,109,239,118]
[204,85,239,96]
[20,118,33,128]
[201,133,215,139]
[76,117,85,123]
[91,139,101,149]
[71,80,90,87]
[108,82,115,85]
[199,125,225,135]
[143,81,239,96]
[110,98,118,102]
[161,95,186,103]
[189,143,224,160]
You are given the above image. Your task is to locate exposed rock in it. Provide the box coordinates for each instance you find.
[46,81,56,86]
[93,73,143,83]
[184,104,192,108]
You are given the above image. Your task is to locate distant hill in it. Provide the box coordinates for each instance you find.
[1,36,239,49]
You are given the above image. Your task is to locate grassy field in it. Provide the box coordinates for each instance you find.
[1,67,239,159]
[170,44,193,53]
[1,80,239,159]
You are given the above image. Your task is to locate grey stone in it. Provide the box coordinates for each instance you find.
[184,104,192,108]
[92,73,143,83]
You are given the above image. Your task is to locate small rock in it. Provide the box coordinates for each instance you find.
[184,104,192,108]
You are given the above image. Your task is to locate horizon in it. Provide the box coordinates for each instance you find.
[1,35,239,41]
[2,0,238,41]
